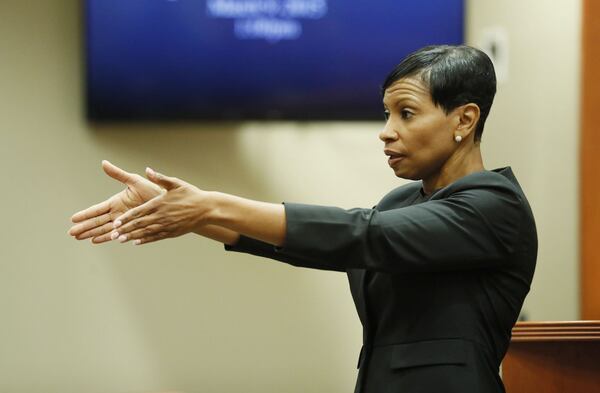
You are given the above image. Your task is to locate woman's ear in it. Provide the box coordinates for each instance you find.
[456,103,480,137]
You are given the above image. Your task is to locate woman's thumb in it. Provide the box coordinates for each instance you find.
[146,167,180,190]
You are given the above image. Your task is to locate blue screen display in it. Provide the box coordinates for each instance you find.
[86,0,464,121]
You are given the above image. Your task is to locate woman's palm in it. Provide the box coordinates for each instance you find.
[113,175,161,212]
[69,162,162,243]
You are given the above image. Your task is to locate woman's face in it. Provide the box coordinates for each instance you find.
[380,77,460,181]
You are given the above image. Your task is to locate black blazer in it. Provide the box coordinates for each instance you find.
[226,167,537,393]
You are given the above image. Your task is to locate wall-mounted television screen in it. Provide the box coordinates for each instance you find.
[85,0,464,121]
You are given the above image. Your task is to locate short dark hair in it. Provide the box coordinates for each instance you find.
[382,45,496,141]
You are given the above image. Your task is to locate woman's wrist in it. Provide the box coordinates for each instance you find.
[200,191,226,227]
[190,191,241,245]
[191,190,216,230]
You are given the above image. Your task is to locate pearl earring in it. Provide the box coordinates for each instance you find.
[454,135,463,143]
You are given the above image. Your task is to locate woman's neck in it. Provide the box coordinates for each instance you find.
[422,145,485,195]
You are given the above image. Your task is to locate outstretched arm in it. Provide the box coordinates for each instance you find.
[110,168,527,274]
[78,165,344,271]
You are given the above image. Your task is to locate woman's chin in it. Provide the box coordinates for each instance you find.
[393,167,416,180]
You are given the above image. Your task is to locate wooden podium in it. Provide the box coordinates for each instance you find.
[502,321,600,392]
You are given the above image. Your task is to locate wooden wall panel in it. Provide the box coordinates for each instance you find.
[503,322,600,392]
[581,0,600,319]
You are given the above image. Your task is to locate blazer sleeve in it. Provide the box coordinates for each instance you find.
[275,186,525,273]
[224,234,347,272]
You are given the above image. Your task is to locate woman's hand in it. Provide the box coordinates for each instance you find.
[110,168,211,245]
[68,161,163,243]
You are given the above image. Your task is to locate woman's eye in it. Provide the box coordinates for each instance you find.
[383,109,390,120]
[401,109,413,119]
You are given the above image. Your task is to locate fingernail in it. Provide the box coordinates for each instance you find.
[146,167,155,176]
[118,235,127,243]
[114,220,122,228]
[111,232,119,240]
[133,240,141,245]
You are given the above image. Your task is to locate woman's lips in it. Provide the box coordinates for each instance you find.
[388,155,405,167]
[384,149,406,167]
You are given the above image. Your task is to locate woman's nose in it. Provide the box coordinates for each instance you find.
[379,123,399,143]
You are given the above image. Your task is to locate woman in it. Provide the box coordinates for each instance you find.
[69,45,537,393]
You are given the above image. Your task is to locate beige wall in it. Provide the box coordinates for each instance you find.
[0,0,580,392]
